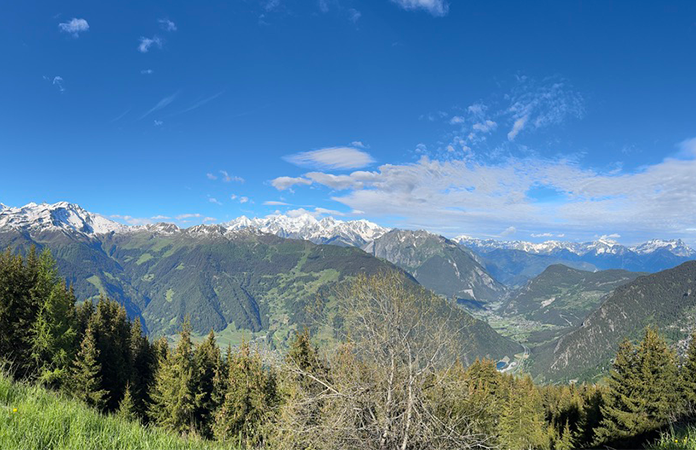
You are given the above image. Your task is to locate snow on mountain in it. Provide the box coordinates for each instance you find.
[453,235,694,258]
[225,213,389,247]
[0,202,126,236]
[632,239,696,257]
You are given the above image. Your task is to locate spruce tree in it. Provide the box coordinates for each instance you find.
[70,325,107,410]
[30,281,77,388]
[681,331,696,416]
[149,320,197,435]
[117,384,139,422]
[128,318,155,420]
[499,375,548,450]
[213,342,277,446]
[193,329,221,438]
[594,328,680,446]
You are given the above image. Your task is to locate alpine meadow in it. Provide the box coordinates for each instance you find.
[2,1,696,449]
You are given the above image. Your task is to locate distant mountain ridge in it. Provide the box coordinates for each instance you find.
[1,202,693,259]
[454,235,696,259]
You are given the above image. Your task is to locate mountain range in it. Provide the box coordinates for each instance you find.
[0,201,521,362]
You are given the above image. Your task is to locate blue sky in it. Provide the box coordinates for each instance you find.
[1,0,696,244]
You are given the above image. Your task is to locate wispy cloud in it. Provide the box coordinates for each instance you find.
[158,18,177,32]
[271,176,313,191]
[348,9,362,23]
[209,197,222,205]
[263,200,290,206]
[270,138,696,240]
[169,91,225,116]
[109,109,130,123]
[139,91,179,119]
[390,0,449,16]
[219,170,244,183]
[176,213,202,220]
[206,173,218,180]
[284,146,375,170]
[51,76,65,93]
[141,69,154,75]
[58,18,89,37]
[153,120,163,126]
[138,36,163,53]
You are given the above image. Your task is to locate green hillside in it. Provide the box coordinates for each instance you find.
[503,264,643,329]
[529,260,696,382]
[0,372,234,450]
[0,228,519,361]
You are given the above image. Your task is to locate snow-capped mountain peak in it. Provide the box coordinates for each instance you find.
[0,201,126,236]
[632,239,696,257]
[223,213,389,247]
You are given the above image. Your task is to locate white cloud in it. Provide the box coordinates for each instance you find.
[472,120,497,133]
[600,233,621,240]
[154,120,163,126]
[449,116,465,125]
[230,194,237,200]
[271,139,696,240]
[151,215,170,220]
[315,207,345,216]
[58,18,89,37]
[351,141,367,148]
[219,170,244,183]
[271,176,313,190]
[110,215,153,226]
[158,18,177,32]
[285,207,343,218]
[390,0,449,16]
[203,217,217,223]
[170,91,225,116]
[507,115,528,141]
[51,76,65,93]
[209,198,222,205]
[500,226,517,237]
[176,213,201,220]
[141,69,154,75]
[140,91,178,119]
[206,173,218,180]
[531,233,553,238]
[264,201,290,206]
[239,197,249,204]
[318,0,329,13]
[285,146,375,170]
[138,36,163,53]
[348,9,362,23]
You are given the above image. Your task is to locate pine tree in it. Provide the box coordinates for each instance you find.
[117,384,139,422]
[128,318,155,420]
[149,320,197,435]
[213,342,277,446]
[70,325,107,410]
[594,328,680,446]
[681,331,696,416]
[193,329,221,438]
[499,375,548,450]
[30,280,78,388]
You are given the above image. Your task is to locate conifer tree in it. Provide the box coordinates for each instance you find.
[213,342,277,446]
[594,328,680,446]
[499,375,548,450]
[149,320,197,435]
[30,281,78,388]
[117,383,139,422]
[193,329,221,438]
[128,318,155,420]
[681,331,696,416]
[70,325,107,410]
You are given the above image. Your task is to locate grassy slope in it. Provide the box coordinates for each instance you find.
[0,373,235,450]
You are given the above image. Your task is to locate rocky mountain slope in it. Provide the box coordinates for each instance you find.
[529,261,696,382]
[363,229,507,303]
[0,202,520,361]
[503,265,644,328]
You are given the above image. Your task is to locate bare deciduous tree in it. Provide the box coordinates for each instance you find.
[274,272,497,450]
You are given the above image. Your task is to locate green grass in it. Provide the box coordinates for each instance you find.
[650,425,696,450]
[0,372,237,450]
